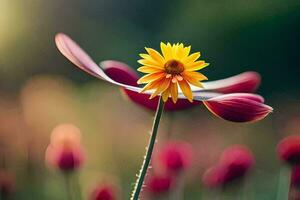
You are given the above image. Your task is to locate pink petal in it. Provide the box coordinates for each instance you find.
[203,93,273,122]
[55,33,103,79]
[101,60,139,86]
[201,71,261,93]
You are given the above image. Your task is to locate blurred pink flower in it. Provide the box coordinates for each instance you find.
[277,135,300,166]
[155,140,193,174]
[45,124,85,172]
[202,145,254,187]
[0,171,15,198]
[54,33,272,122]
[90,183,118,200]
[46,145,85,171]
[145,173,173,196]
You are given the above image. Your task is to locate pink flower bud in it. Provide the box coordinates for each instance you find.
[277,135,300,166]
[156,141,193,174]
[0,171,15,197]
[90,183,117,200]
[202,165,226,188]
[203,93,273,122]
[146,173,173,196]
[202,145,254,187]
[219,145,254,183]
[45,124,85,172]
[46,145,84,171]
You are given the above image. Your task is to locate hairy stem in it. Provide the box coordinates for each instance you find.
[131,97,165,200]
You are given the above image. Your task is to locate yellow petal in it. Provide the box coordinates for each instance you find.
[162,88,170,102]
[137,66,163,73]
[183,71,208,81]
[183,74,204,88]
[178,80,193,102]
[176,44,186,59]
[140,81,160,92]
[160,42,172,60]
[170,83,178,103]
[182,52,200,64]
[139,53,151,59]
[145,48,165,64]
[137,72,165,84]
[150,78,171,99]
[171,44,179,59]
[183,46,191,58]
[137,59,163,68]
[185,62,209,71]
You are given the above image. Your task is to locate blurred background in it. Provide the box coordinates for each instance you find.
[0,0,300,199]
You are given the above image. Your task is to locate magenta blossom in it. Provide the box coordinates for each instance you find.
[277,135,300,166]
[155,140,193,174]
[45,124,85,172]
[0,171,15,198]
[90,183,118,200]
[145,173,173,196]
[55,33,272,122]
[202,145,254,187]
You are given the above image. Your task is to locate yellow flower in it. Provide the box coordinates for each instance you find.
[137,42,209,103]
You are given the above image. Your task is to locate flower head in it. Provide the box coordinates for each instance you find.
[102,61,263,112]
[137,43,209,103]
[45,124,85,172]
[54,33,272,122]
[277,135,300,166]
[155,141,193,174]
[90,183,118,200]
[0,171,15,198]
[202,145,254,188]
[145,173,173,196]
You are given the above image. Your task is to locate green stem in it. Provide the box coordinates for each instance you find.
[131,97,165,200]
[73,173,83,200]
[276,166,291,200]
[64,173,74,200]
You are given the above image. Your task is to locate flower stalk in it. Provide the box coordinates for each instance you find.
[276,166,290,200]
[64,172,82,200]
[64,173,74,200]
[131,96,165,200]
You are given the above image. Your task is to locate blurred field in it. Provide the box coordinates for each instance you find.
[0,0,300,199]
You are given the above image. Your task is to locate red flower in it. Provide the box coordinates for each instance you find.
[202,164,227,188]
[277,135,300,166]
[90,184,117,200]
[46,145,84,172]
[45,124,85,172]
[202,145,254,187]
[156,141,193,174]
[0,171,15,197]
[146,173,173,196]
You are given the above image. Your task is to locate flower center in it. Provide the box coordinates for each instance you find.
[164,59,184,75]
